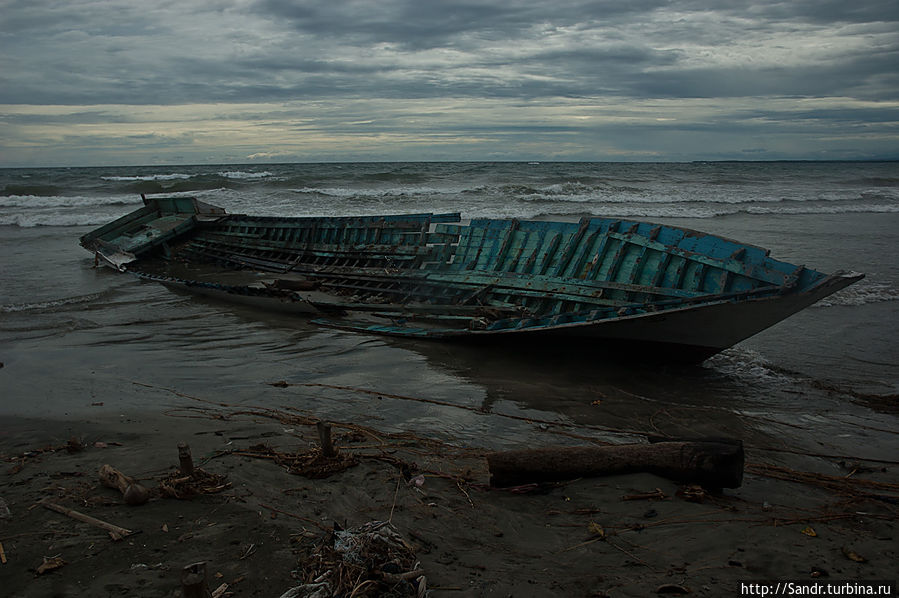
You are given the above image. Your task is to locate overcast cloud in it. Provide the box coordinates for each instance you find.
[1,0,897,165]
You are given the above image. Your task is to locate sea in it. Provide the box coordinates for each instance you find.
[1,162,897,466]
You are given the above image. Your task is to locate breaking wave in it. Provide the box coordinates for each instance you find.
[101,173,193,181]
[813,280,899,308]
[703,347,798,385]
[0,194,139,208]
[0,292,104,313]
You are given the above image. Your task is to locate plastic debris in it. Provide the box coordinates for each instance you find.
[295,521,427,597]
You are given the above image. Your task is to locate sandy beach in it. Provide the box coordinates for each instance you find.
[2,396,896,598]
[2,164,897,596]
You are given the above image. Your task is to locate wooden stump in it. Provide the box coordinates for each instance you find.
[181,562,210,598]
[487,440,744,488]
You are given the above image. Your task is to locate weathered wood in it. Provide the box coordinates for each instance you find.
[178,442,195,476]
[98,464,150,506]
[181,562,211,598]
[317,421,336,458]
[487,441,744,489]
[41,500,136,540]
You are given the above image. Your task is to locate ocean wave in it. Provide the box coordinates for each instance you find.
[102,173,193,182]
[0,292,104,313]
[0,194,140,208]
[703,347,797,385]
[2,184,63,196]
[0,212,123,227]
[812,280,899,308]
[217,170,275,180]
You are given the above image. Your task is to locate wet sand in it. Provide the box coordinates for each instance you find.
[1,402,896,598]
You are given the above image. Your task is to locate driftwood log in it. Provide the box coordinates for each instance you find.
[41,501,136,540]
[487,440,744,489]
[98,464,150,506]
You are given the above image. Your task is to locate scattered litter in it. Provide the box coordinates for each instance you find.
[36,555,67,575]
[237,443,359,479]
[800,526,818,537]
[279,583,330,598]
[296,521,427,597]
[158,443,231,498]
[841,546,866,562]
[622,488,666,501]
[677,485,707,503]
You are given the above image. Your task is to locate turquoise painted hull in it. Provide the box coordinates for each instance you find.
[80,195,863,361]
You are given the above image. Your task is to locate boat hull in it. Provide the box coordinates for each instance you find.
[80,196,864,362]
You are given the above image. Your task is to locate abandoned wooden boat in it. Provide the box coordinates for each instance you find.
[80,195,863,361]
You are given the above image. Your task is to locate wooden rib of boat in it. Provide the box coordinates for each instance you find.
[80,195,863,361]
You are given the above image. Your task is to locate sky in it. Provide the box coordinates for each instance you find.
[1,0,898,166]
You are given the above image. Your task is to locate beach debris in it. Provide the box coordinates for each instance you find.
[0,541,7,564]
[587,521,605,538]
[35,555,67,575]
[181,562,210,598]
[65,437,84,454]
[317,421,336,459]
[841,546,867,563]
[178,442,194,476]
[211,582,229,598]
[98,464,150,506]
[296,521,427,597]
[745,463,899,502]
[621,488,667,501]
[800,526,818,537]
[237,443,359,479]
[40,500,136,541]
[159,443,231,499]
[486,440,744,488]
[676,485,708,503]
[279,583,330,598]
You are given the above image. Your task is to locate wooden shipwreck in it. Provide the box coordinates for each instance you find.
[80,195,862,361]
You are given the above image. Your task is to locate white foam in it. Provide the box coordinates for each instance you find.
[0,194,140,208]
[813,280,899,308]
[704,347,796,385]
[0,211,125,227]
[101,173,192,181]
[1,292,103,313]
[217,170,275,179]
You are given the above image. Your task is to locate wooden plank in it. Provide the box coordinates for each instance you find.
[491,219,520,271]
[606,231,790,286]
[546,218,590,276]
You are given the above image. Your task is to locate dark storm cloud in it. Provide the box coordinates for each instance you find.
[1,0,897,164]
[2,0,897,104]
